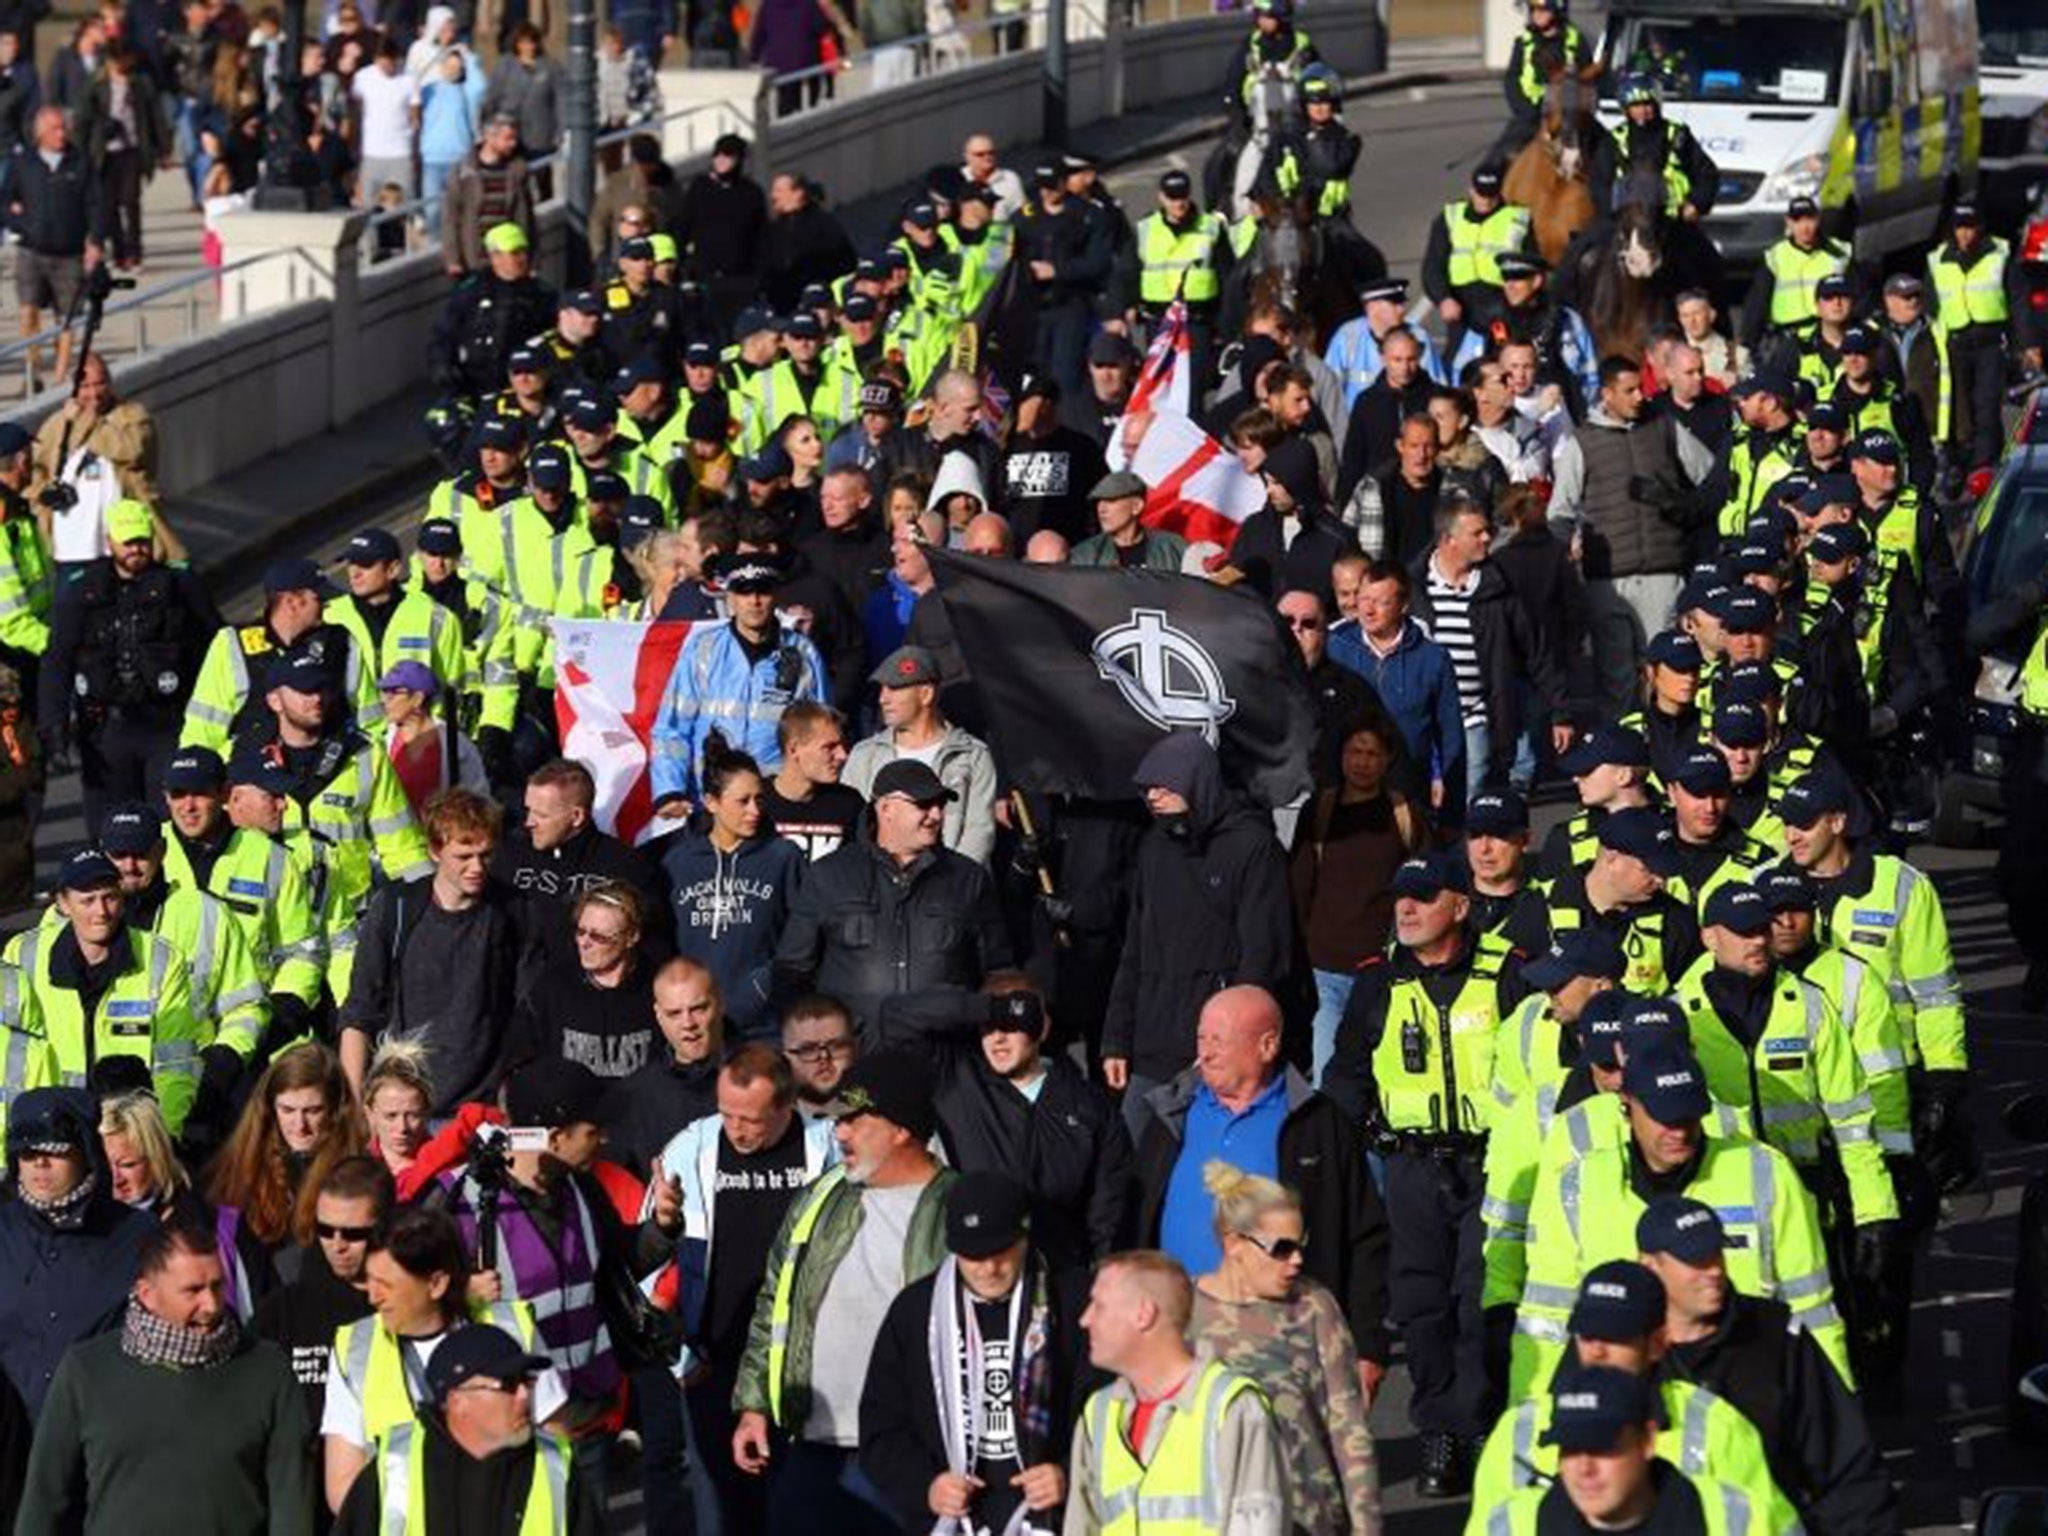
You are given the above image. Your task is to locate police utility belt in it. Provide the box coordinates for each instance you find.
[1370,1119,1487,1160]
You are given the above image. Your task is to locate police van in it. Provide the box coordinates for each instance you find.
[1592,0,1981,266]
[1977,0,2048,226]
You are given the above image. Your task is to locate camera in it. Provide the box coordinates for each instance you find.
[37,480,76,513]
[984,991,1044,1034]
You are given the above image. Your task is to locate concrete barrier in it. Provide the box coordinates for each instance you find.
[10,1,1390,500]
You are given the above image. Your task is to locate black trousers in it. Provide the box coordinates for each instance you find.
[1948,326,2007,471]
[102,148,145,264]
[1385,1146,1493,1437]
[77,709,175,839]
[1998,761,2048,965]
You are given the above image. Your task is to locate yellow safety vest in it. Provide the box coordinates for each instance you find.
[332,1301,543,1450]
[1370,931,1513,1136]
[765,1163,848,1426]
[1764,239,1848,328]
[2021,615,2048,719]
[1929,239,2010,328]
[1086,1360,1267,1534]
[1515,22,1584,110]
[0,966,51,1148]
[1443,202,1531,290]
[371,1419,568,1534]
[1136,212,1225,306]
[1608,121,1690,215]
[1545,900,1671,995]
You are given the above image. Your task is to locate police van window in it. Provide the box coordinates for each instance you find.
[1965,484,2048,618]
[1978,0,2048,67]
[1602,16,1847,106]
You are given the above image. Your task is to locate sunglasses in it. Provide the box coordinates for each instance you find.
[786,1038,855,1062]
[1240,1231,1308,1262]
[317,1222,374,1242]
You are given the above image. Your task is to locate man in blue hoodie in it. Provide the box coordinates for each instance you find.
[1329,557,1467,822]
[1102,733,1296,1139]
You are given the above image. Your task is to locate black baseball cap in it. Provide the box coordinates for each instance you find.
[1702,882,1772,937]
[475,415,527,451]
[1849,429,1900,465]
[1796,474,1858,515]
[1597,807,1684,878]
[423,1324,551,1409]
[1159,169,1193,198]
[586,471,628,504]
[1709,586,1775,635]
[1390,851,1469,901]
[1715,662,1781,708]
[1637,1195,1727,1264]
[871,759,957,805]
[275,644,335,694]
[1758,866,1818,912]
[1465,788,1529,837]
[1807,521,1869,564]
[1576,989,1630,1071]
[343,528,402,566]
[683,341,719,368]
[1777,771,1850,827]
[1557,723,1651,777]
[163,746,226,792]
[946,1171,1031,1258]
[1814,273,1853,302]
[100,803,164,857]
[1621,1038,1712,1124]
[1521,928,1629,991]
[567,397,614,433]
[264,557,337,599]
[528,443,574,493]
[226,743,291,794]
[1668,746,1732,798]
[1542,1365,1662,1453]
[57,849,120,893]
[1644,631,1701,672]
[1839,323,1879,355]
[1569,1260,1668,1343]
[1730,368,1795,401]
[1711,702,1770,749]
[1804,399,1848,433]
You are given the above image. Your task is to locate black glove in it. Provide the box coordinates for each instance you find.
[1913,1069,1968,1147]
[263,992,314,1056]
[1854,1219,1898,1287]
[476,725,513,786]
[1483,1302,1516,1395]
[180,1043,248,1162]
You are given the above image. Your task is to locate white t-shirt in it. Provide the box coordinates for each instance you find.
[894,739,944,769]
[351,66,420,161]
[319,1328,570,1448]
[50,445,121,562]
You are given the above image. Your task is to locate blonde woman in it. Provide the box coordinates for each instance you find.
[362,1038,434,1183]
[1194,1160,1381,1534]
[100,1090,194,1214]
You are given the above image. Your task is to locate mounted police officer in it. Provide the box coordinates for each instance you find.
[1499,0,1591,159]
[427,222,559,405]
[1263,64,1359,225]
[1579,74,1720,296]
[39,498,220,838]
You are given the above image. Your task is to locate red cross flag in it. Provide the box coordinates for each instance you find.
[551,618,696,845]
[1115,407,1266,550]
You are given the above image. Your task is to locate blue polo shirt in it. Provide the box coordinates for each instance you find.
[1158,1075,1290,1278]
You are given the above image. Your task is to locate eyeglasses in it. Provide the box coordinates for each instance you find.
[786,1038,856,1063]
[1240,1231,1308,1261]
[449,1377,530,1397]
[317,1222,375,1242]
[575,925,628,944]
[1284,616,1321,632]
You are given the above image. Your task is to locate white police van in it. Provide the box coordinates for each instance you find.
[1977,0,2048,227]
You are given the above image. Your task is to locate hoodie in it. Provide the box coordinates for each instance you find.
[1103,736,1297,1079]
[0,1088,155,1419]
[925,451,989,522]
[661,827,807,1038]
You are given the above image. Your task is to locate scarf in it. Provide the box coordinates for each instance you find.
[21,1169,97,1231]
[926,1254,1055,1536]
[121,1300,242,1371]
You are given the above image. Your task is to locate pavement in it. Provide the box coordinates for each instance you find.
[21,58,2038,1536]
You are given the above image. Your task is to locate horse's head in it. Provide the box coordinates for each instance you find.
[1613,198,1664,281]
[1542,72,1601,181]
[1248,193,1315,312]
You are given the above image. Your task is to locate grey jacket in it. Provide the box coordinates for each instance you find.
[842,722,999,866]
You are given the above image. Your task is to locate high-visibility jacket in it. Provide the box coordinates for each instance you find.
[1763,237,1849,328]
[1371,930,1516,1136]
[468,504,598,688]
[1516,1133,1850,1394]
[1809,853,1966,1073]
[939,223,1015,318]
[1135,211,1227,306]
[0,963,54,1147]
[405,569,521,734]
[1479,1470,1763,1535]
[0,498,49,656]
[1929,239,2011,329]
[5,923,206,1131]
[1672,957,1895,1227]
[614,405,694,470]
[763,1163,845,1426]
[366,1419,570,1535]
[1608,120,1691,216]
[331,1300,543,1450]
[1443,201,1531,290]
[1860,489,1927,585]
[1470,1367,1798,1532]
[163,826,326,1009]
[649,619,827,804]
[1834,379,1907,448]
[328,590,472,706]
[1791,943,1912,1156]
[1240,26,1314,106]
[1664,832,1774,920]
[567,447,679,527]
[1513,22,1584,111]
[181,622,379,755]
[276,734,432,999]
[1542,886,1684,996]
[37,885,267,1062]
[1083,1359,1269,1534]
[737,360,852,456]
[1718,426,1803,539]
[2021,611,2048,721]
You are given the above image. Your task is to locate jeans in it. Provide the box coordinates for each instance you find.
[420,157,461,231]
[633,1364,694,1535]
[1586,573,1683,714]
[1510,677,1548,792]
[174,96,209,204]
[1311,969,1356,1086]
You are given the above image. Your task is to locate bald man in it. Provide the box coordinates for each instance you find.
[961,512,1015,558]
[1065,1251,1287,1535]
[1129,986,1393,1404]
[1024,530,1071,564]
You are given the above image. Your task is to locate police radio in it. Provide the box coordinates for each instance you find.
[1400,1017,1429,1075]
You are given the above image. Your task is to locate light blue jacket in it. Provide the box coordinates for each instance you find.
[643,1111,840,1377]
[1448,303,1601,405]
[1323,316,1449,412]
[650,619,827,802]
[418,66,485,165]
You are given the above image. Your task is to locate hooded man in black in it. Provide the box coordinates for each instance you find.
[1101,733,1295,1138]
[1229,436,1350,604]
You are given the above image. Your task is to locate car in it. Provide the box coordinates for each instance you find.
[1938,440,2048,841]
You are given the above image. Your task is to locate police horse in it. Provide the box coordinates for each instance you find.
[1571,170,1723,360]
[1226,176,1386,352]
[1502,69,1602,267]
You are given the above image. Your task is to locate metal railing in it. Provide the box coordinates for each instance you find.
[0,247,327,404]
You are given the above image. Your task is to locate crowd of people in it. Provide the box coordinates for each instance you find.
[0,0,2039,1529]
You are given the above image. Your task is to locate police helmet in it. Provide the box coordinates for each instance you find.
[1620,73,1662,108]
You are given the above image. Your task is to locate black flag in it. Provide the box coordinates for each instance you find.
[927,549,1316,807]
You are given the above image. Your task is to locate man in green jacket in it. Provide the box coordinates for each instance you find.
[733,1047,957,1535]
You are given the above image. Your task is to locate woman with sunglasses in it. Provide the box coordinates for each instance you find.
[507,884,660,1080]
[1192,1160,1383,1534]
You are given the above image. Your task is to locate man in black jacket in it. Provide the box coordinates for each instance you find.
[760,172,854,315]
[1641,1196,1899,1535]
[1337,325,1433,510]
[1127,985,1392,1401]
[9,106,100,377]
[773,758,1011,1033]
[1101,732,1294,1137]
[859,1172,1089,1536]
[1231,437,1349,604]
[250,1154,387,1434]
[1279,587,1393,789]
[675,132,766,333]
[797,467,891,624]
[876,971,1131,1270]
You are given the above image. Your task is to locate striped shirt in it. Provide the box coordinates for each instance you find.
[1424,557,1486,725]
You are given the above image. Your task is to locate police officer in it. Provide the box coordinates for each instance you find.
[1832,324,1935,492]
[0,421,51,700]
[1500,0,1591,158]
[1465,788,1550,954]
[1542,808,1704,996]
[428,222,559,403]
[1717,369,1803,541]
[1422,164,1532,349]
[1538,725,1659,884]
[6,848,209,1133]
[1802,519,1944,767]
[536,288,610,394]
[1587,76,1718,295]
[1787,273,1858,395]
[1292,65,1360,219]
[159,745,326,1041]
[1116,169,1231,381]
[242,644,431,1002]
[1663,746,1772,918]
[1447,250,1600,411]
[1846,428,1964,642]
[40,499,220,837]
[1326,851,1527,1498]
[409,516,519,737]
[183,557,376,756]
[1015,162,1114,397]
[740,313,851,455]
[327,529,471,705]
[1515,1037,1851,1393]
[600,234,689,375]
[1742,198,1850,356]
[1927,202,2021,475]
[1619,630,1705,788]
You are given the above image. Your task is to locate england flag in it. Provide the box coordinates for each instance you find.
[551,618,697,845]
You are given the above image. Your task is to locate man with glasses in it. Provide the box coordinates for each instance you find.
[781,995,860,1117]
[1279,587,1388,789]
[333,1323,590,1534]
[773,759,1010,1035]
[959,133,1024,221]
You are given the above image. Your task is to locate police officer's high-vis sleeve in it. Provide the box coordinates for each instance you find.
[1895,861,1966,1071]
[147,946,209,1134]
[180,628,246,752]
[649,633,704,804]
[1802,983,1897,1226]
[1480,1096,1541,1311]
[363,752,431,884]
[1511,1147,1582,1400]
[1827,950,1913,1154]
[469,585,522,734]
[268,841,327,1008]
[203,896,269,1060]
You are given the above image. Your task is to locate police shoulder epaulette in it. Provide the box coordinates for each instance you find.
[240,625,274,654]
